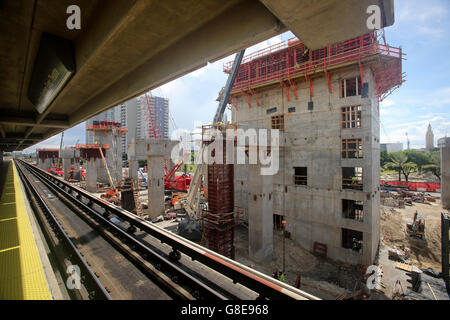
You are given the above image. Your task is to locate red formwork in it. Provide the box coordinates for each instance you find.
[76,144,109,160]
[224,30,404,101]
[202,125,236,259]
[207,164,234,213]
[201,211,235,259]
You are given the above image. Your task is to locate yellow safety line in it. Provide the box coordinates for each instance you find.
[0,160,52,300]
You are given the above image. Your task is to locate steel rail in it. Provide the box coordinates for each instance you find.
[18,160,228,300]
[18,160,317,300]
[15,160,112,300]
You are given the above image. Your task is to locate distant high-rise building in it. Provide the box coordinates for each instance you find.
[86,93,170,155]
[426,123,434,151]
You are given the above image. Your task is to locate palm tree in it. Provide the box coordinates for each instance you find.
[385,152,416,182]
[422,151,441,181]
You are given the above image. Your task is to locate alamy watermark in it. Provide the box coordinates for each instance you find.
[66,265,81,290]
[365,265,382,290]
[170,121,280,176]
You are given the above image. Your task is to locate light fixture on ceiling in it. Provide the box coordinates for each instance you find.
[27,32,75,114]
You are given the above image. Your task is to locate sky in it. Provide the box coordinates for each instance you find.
[23,0,450,153]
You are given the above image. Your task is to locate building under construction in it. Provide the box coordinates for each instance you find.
[218,30,405,265]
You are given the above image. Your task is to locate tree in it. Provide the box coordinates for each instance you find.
[380,150,390,167]
[404,149,430,173]
[401,162,417,182]
[385,152,416,182]
[422,151,441,181]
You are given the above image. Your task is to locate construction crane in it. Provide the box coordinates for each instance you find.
[56,132,64,168]
[405,132,410,150]
[181,50,245,223]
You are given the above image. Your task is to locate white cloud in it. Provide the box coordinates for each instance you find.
[381,99,395,107]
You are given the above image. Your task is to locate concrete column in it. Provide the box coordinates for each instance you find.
[86,158,98,193]
[147,155,165,219]
[248,164,273,263]
[62,158,71,181]
[42,158,52,171]
[129,159,138,183]
[439,138,450,209]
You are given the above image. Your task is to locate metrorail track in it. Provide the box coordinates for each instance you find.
[16,159,317,300]
[16,160,112,300]
[16,160,228,300]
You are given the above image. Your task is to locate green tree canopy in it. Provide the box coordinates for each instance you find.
[385,152,417,182]
[422,150,441,181]
[404,149,431,172]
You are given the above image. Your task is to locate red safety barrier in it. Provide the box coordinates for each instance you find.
[381,181,441,192]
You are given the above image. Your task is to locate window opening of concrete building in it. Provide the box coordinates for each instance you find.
[340,76,362,97]
[342,167,363,190]
[274,214,284,231]
[342,199,364,221]
[271,115,285,130]
[294,167,307,186]
[342,138,363,159]
[342,228,363,253]
[341,105,362,129]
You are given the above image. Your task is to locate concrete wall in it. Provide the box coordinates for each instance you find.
[232,66,380,265]
[90,129,123,186]
[439,138,450,209]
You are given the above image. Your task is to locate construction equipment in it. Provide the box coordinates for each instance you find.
[178,50,245,239]
[406,211,426,240]
[131,178,144,216]
[98,146,120,201]
[56,132,64,168]
[138,167,146,184]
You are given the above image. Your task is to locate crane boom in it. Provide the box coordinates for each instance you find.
[213,50,245,124]
[185,50,245,219]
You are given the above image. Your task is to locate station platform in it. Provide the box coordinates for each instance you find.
[0,160,51,299]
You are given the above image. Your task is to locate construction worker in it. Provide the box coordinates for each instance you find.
[352,238,358,251]
[302,48,310,62]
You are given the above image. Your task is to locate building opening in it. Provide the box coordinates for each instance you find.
[341,105,362,129]
[294,167,307,186]
[342,167,363,190]
[342,199,364,221]
[340,76,362,97]
[342,138,363,159]
[273,214,284,231]
[342,228,363,253]
[271,115,285,130]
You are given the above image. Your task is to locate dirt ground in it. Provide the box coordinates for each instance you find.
[380,200,444,271]
[234,226,365,300]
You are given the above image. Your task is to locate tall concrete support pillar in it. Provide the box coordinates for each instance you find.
[248,164,273,263]
[62,158,71,181]
[438,137,450,209]
[129,159,138,183]
[42,158,52,171]
[147,155,165,219]
[86,158,98,193]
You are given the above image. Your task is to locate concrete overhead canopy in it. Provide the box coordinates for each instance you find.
[260,0,395,49]
[128,138,177,160]
[0,0,394,152]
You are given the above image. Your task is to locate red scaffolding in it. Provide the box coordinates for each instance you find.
[224,30,405,102]
[201,124,236,259]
